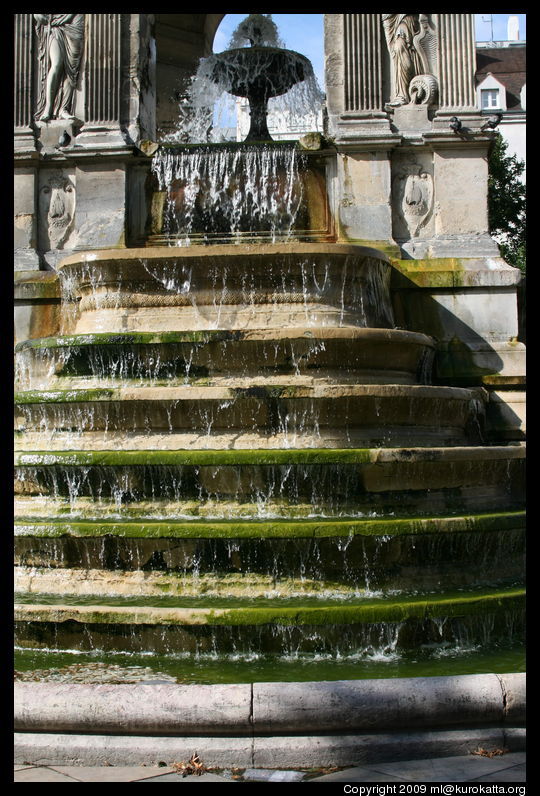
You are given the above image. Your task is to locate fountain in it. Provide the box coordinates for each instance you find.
[203,14,313,142]
[14,13,525,768]
[176,14,323,144]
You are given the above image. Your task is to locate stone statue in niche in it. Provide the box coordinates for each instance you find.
[38,174,76,251]
[392,165,433,239]
[382,14,438,107]
[34,14,85,122]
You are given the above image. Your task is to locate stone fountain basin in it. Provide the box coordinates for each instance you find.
[55,243,397,333]
[14,673,525,767]
[208,46,311,98]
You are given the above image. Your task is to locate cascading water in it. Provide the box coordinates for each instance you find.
[150,13,325,246]
[14,13,524,687]
[151,144,307,245]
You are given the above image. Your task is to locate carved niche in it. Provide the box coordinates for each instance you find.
[38,172,76,251]
[382,14,438,107]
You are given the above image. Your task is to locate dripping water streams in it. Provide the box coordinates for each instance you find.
[152,145,307,245]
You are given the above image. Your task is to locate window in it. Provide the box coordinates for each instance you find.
[481,88,501,109]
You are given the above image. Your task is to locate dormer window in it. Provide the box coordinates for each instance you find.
[481,88,501,110]
[476,74,507,113]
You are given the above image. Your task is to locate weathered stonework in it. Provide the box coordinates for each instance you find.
[13,13,524,422]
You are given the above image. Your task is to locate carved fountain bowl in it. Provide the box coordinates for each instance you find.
[209,47,310,99]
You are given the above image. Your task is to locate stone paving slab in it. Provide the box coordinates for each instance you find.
[49,765,177,782]
[371,752,526,782]
[13,754,527,783]
[308,767,407,782]
[473,763,526,782]
[14,767,82,782]
[139,771,234,782]
[310,753,526,783]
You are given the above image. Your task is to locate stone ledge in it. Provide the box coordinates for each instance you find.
[14,727,526,768]
[14,673,525,736]
[391,257,522,289]
[14,271,61,301]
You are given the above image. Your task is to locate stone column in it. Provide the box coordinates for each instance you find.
[75,14,144,149]
[75,13,155,150]
[84,14,122,130]
[343,13,384,114]
[324,14,398,251]
[14,15,40,269]
[14,14,34,136]
[436,14,477,117]
[325,13,394,142]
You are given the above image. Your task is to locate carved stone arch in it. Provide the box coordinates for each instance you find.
[154,14,225,137]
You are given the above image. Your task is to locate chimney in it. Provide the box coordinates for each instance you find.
[508,15,519,41]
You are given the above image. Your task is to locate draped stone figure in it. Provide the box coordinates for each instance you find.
[382,14,437,107]
[34,14,85,122]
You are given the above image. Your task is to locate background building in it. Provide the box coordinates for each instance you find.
[475,15,526,180]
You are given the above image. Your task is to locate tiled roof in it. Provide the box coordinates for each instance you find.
[476,46,526,112]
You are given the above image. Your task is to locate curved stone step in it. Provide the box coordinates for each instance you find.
[14,383,487,449]
[13,511,525,594]
[14,510,526,539]
[14,586,525,654]
[14,446,526,517]
[15,328,435,389]
[56,243,396,334]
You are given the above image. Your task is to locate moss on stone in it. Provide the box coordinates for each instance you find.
[13,586,525,627]
[14,510,526,540]
[390,258,471,289]
[15,330,243,353]
[15,389,115,405]
[14,448,375,467]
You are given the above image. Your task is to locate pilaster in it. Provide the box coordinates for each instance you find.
[13,14,157,269]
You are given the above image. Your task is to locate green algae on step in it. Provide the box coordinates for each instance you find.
[13,445,525,467]
[14,330,245,352]
[15,383,482,403]
[15,389,116,404]
[14,448,373,466]
[14,510,526,539]
[13,585,525,626]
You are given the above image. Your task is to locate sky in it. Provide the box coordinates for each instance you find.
[213,14,527,89]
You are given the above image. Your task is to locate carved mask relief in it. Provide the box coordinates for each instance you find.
[392,165,433,239]
[38,173,76,250]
